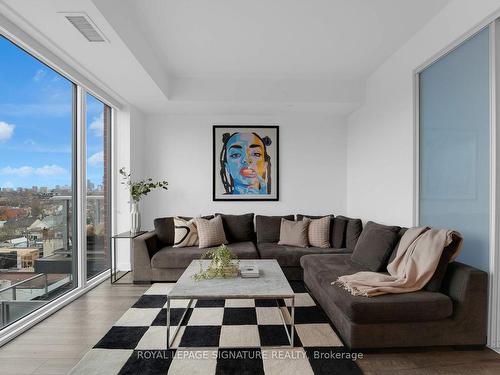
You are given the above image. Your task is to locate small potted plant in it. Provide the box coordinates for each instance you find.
[192,244,239,281]
[119,167,168,233]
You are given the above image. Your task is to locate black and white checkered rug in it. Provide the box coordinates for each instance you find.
[70,281,362,374]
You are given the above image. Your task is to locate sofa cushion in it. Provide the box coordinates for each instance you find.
[301,253,364,285]
[327,279,452,323]
[154,215,214,246]
[297,214,335,247]
[351,221,401,272]
[386,228,461,292]
[173,217,198,247]
[256,215,294,243]
[424,232,462,292]
[151,241,259,269]
[154,217,175,246]
[333,216,363,250]
[278,218,310,248]
[258,243,350,267]
[331,217,348,248]
[301,254,453,324]
[386,227,408,266]
[308,216,332,248]
[178,215,214,221]
[195,216,228,248]
[216,213,255,243]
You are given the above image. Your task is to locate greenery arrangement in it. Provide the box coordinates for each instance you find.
[192,244,239,281]
[119,167,168,203]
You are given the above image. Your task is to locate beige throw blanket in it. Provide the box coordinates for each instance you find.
[334,227,462,297]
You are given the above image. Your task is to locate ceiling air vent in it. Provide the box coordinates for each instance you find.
[63,13,107,42]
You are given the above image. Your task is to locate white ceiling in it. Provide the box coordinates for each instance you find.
[127,0,450,80]
[0,0,450,115]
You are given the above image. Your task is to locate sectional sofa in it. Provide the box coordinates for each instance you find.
[133,213,488,349]
[133,214,362,282]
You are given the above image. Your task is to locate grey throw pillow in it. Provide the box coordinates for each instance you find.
[216,213,255,243]
[278,218,310,248]
[331,217,348,248]
[351,221,401,271]
[154,217,175,246]
[424,232,462,292]
[336,215,363,250]
[195,216,228,248]
[256,215,294,243]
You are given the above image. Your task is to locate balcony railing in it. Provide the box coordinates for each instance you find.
[0,194,107,328]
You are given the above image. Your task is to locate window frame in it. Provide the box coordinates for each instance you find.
[0,31,116,345]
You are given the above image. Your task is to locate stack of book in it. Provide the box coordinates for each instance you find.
[239,265,259,278]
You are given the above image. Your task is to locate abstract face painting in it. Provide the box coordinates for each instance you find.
[213,126,279,201]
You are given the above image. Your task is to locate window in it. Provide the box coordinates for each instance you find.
[86,94,111,279]
[0,35,113,330]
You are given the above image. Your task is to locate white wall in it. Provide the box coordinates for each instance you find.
[134,114,347,230]
[114,105,145,270]
[346,0,500,226]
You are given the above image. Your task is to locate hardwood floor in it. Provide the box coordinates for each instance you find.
[0,277,499,375]
[357,347,500,375]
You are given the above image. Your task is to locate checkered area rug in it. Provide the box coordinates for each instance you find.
[70,281,362,375]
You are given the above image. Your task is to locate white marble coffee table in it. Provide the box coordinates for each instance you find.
[166,259,295,348]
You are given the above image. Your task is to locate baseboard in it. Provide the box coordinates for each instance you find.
[116,262,131,271]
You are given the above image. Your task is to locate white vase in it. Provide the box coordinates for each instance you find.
[130,201,140,234]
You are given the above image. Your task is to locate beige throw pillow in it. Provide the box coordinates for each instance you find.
[173,217,199,248]
[308,216,331,248]
[195,216,228,248]
[278,218,310,248]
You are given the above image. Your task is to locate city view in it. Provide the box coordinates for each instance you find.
[0,35,110,328]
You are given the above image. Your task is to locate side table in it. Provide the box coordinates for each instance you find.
[111,231,146,284]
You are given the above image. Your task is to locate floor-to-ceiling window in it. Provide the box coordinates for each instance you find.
[85,94,111,280]
[418,26,490,271]
[0,34,112,331]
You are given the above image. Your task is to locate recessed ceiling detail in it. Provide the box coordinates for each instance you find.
[0,0,451,114]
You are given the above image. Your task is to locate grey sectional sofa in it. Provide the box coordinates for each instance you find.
[133,213,362,282]
[133,213,488,349]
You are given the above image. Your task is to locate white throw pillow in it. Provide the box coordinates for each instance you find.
[173,217,199,248]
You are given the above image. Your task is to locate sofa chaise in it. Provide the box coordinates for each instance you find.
[301,229,488,349]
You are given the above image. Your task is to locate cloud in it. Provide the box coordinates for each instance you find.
[0,121,15,141]
[0,165,67,177]
[33,69,47,82]
[35,165,67,176]
[89,114,104,137]
[88,151,103,167]
[0,166,34,177]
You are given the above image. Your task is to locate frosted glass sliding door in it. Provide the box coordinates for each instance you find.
[419,27,490,271]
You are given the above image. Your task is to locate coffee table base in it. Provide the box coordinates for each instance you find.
[166,296,295,348]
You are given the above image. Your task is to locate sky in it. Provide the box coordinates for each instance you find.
[0,36,105,189]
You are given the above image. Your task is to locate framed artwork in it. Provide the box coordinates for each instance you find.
[213,125,279,201]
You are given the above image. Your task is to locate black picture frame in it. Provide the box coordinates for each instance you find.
[213,125,279,201]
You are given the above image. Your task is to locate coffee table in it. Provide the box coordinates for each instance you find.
[166,259,295,348]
